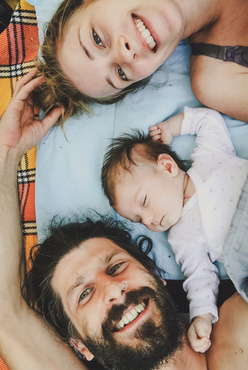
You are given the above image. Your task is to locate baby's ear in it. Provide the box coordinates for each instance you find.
[70,338,94,361]
[157,153,179,176]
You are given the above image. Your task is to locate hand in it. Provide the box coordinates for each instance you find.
[0,69,62,160]
[150,112,184,145]
[149,120,174,145]
[187,314,213,353]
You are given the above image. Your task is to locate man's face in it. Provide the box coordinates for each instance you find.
[52,237,183,369]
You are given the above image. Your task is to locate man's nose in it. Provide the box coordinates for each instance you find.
[101,276,126,305]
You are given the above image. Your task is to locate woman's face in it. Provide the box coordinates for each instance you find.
[57,0,184,98]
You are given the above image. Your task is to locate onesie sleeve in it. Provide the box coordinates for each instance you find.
[168,219,219,323]
[181,107,236,157]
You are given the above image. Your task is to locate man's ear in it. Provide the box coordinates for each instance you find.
[70,338,94,361]
[157,153,179,177]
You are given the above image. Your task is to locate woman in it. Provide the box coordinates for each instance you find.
[36,0,248,123]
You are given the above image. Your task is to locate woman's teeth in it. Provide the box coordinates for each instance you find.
[134,17,156,50]
[116,302,146,330]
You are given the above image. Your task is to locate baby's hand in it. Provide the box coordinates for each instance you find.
[187,314,213,353]
[149,120,173,145]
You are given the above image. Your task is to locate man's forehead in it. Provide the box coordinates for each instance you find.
[80,237,126,257]
[52,237,130,292]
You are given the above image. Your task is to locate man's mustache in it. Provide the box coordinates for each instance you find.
[103,286,157,329]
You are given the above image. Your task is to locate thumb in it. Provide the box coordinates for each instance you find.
[40,107,63,135]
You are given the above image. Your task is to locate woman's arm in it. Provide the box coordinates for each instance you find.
[0,70,87,369]
[190,57,248,123]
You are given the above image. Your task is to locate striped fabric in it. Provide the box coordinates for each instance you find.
[0,1,39,369]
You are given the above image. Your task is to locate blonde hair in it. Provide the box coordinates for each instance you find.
[34,0,151,124]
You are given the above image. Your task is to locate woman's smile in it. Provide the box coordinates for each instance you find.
[132,15,157,52]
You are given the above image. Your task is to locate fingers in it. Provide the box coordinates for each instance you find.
[149,125,158,132]
[40,107,63,134]
[12,69,44,104]
[13,69,37,97]
[191,337,211,353]
[149,126,161,141]
[188,326,211,353]
[14,76,44,103]
[188,317,213,353]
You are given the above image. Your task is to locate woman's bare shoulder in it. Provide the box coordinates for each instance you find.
[190,56,248,122]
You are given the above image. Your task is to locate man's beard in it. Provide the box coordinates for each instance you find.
[82,275,185,370]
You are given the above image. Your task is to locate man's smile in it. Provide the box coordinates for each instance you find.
[112,299,150,333]
[115,301,146,330]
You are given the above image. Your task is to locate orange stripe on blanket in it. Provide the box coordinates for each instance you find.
[0,1,39,368]
[0,357,8,370]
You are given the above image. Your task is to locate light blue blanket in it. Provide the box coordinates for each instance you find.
[31,0,248,280]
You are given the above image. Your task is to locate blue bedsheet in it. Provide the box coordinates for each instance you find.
[31,0,248,280]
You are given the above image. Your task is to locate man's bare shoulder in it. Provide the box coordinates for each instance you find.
[207,293,248,370]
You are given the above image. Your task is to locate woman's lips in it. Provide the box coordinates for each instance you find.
[132,14,157,52]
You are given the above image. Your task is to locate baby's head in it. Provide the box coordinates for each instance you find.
[102,131,187,232]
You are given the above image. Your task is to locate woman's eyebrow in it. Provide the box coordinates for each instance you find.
[78,28,118,90]
[78,28,94,60]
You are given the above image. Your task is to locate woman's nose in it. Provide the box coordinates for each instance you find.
[117,36,137,63]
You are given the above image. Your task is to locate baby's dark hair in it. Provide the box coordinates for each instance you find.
[101,130,188,206]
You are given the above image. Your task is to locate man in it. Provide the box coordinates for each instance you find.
[0,70,248,370]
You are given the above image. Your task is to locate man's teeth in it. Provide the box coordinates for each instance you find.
[116,302,146,330]
[135,18,156,50]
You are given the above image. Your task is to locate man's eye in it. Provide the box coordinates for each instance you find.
[109,263,121,276]
[93,30,103,46]
[79,288,91,302]
[117,65,127,81]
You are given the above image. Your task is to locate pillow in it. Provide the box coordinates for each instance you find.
[32,0,248,280]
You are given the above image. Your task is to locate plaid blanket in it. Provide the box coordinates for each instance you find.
[0,1,38,369]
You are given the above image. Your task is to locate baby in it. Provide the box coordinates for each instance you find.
[101,106,248,353]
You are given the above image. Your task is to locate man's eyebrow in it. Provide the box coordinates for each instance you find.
[106,76,119,90]
[66,250,122,304]
[67,275,86,304]
[78,28,94,61]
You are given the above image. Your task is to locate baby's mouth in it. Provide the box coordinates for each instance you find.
[132,15,157,52]
[114,301,147,331]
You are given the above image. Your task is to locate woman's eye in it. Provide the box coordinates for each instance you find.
[109,263,121,276]
[117,65,127,81]
[93,30,103,46]
[79,288,91,302]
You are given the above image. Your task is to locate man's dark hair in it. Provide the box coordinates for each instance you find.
[101,130,188,206]
[26,215,160,343]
